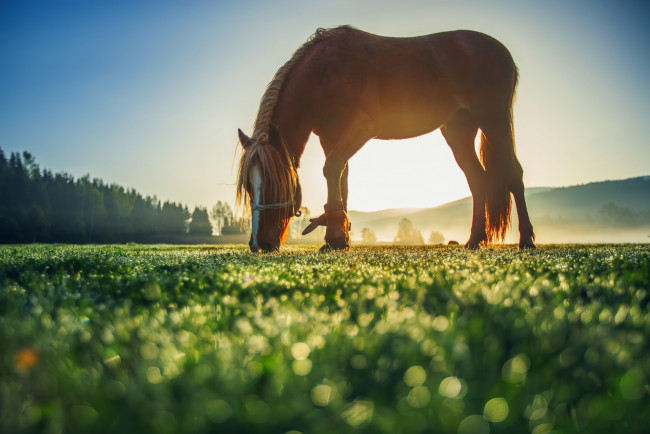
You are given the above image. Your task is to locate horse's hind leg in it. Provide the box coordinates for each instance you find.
[478,115,535,248]
[441,110,486,248]
[509,157,535,248]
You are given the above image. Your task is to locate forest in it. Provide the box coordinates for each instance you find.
[0,148,248,243]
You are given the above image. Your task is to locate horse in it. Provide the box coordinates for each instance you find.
[236,25,535,252]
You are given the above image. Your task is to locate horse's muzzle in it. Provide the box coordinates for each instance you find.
[249,240,279,253]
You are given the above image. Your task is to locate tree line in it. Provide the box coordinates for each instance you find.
[1,148,449,245]
[0,148,247,243]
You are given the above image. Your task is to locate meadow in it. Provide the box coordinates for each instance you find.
[1,244,648,434]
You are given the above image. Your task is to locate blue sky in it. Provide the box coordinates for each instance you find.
[1,0,649,212]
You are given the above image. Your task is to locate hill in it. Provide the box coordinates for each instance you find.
[348,177,650,243]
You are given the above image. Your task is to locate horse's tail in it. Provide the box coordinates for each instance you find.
[479,69,517,244]
[480,131,511,243]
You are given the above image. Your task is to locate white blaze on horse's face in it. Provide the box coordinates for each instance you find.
[248,164,290,252]
[250,165,263,250]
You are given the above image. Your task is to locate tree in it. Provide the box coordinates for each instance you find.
[0,146,231,243]
[79,176,105,241]
[235,206,252,234]
[360,227,377,244]
[427,231,445,245]
[211,201,233,235]
[131,194,160,239]
[215,201,251,236]
[599,202,641,226]
[25,203,49,242]
[393,218,424,245]
[160,201,189,235]
[189,207,213,236]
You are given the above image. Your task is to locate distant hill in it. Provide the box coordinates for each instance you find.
[348,176,650,243]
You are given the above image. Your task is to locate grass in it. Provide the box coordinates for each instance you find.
[1,244,649,433]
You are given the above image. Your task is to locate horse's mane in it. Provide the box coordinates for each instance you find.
[251,26,351,143]
[237,26,352,208]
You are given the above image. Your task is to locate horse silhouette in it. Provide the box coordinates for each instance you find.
[237,26,535,252]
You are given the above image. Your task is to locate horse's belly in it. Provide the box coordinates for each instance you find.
[369,77,459,139]
[373,105,450,140]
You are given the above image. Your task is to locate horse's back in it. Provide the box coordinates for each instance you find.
[287,27,518,139]
[309,26,514,70]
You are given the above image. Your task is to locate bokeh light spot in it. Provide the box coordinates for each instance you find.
[351,354,367,369]
[14,348,38,372]
[140,341,159,360]
[483,397,509,422]
[432,316,449,331]
[146,366,163,384]
[205,399,232,423]
[457,415,490,434]
[407,386,431,408]
[404,365,427,387]
[291,342,310,360]
[502,354,529,383]
[292,359,312,376]
[342,399,374,427]
[620,369,646,401]
[311,384,333,406]
[439,376,462,398]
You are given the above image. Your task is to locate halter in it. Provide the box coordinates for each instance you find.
[250,199,302,217]
[247,133,302,217]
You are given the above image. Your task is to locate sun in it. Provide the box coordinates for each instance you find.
[297,131,473,213]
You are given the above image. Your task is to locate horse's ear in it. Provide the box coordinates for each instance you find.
[268,124,283,150]
[238,129,252,149]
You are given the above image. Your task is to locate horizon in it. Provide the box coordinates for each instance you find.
[3,143,647,215]
[2,0,650,213]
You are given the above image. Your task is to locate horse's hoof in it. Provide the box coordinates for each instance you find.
[321,209,351,253]
[319,241,349,253]
[464,236,485,250]
[319,244,332,253]
[519,241,536,249]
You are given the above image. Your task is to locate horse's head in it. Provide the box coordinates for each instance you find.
[236,125,302,252]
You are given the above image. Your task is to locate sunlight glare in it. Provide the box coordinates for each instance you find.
[298,131,473,213]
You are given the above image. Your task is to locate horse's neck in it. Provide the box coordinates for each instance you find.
[267,78,315,165]
[272,116,312,166]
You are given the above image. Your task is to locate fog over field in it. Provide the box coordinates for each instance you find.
[348,176,650,244]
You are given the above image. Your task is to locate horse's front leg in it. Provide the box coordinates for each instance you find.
[321,158,352,251]
[319,112,374,252]
[341,164,349,211]
[301,163,348,237]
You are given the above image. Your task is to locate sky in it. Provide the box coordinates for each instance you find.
[1,0,649,213]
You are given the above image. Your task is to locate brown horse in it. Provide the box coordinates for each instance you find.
[236,26,535,252]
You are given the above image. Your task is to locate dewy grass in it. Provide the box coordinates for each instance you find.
[1,244,649,433]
